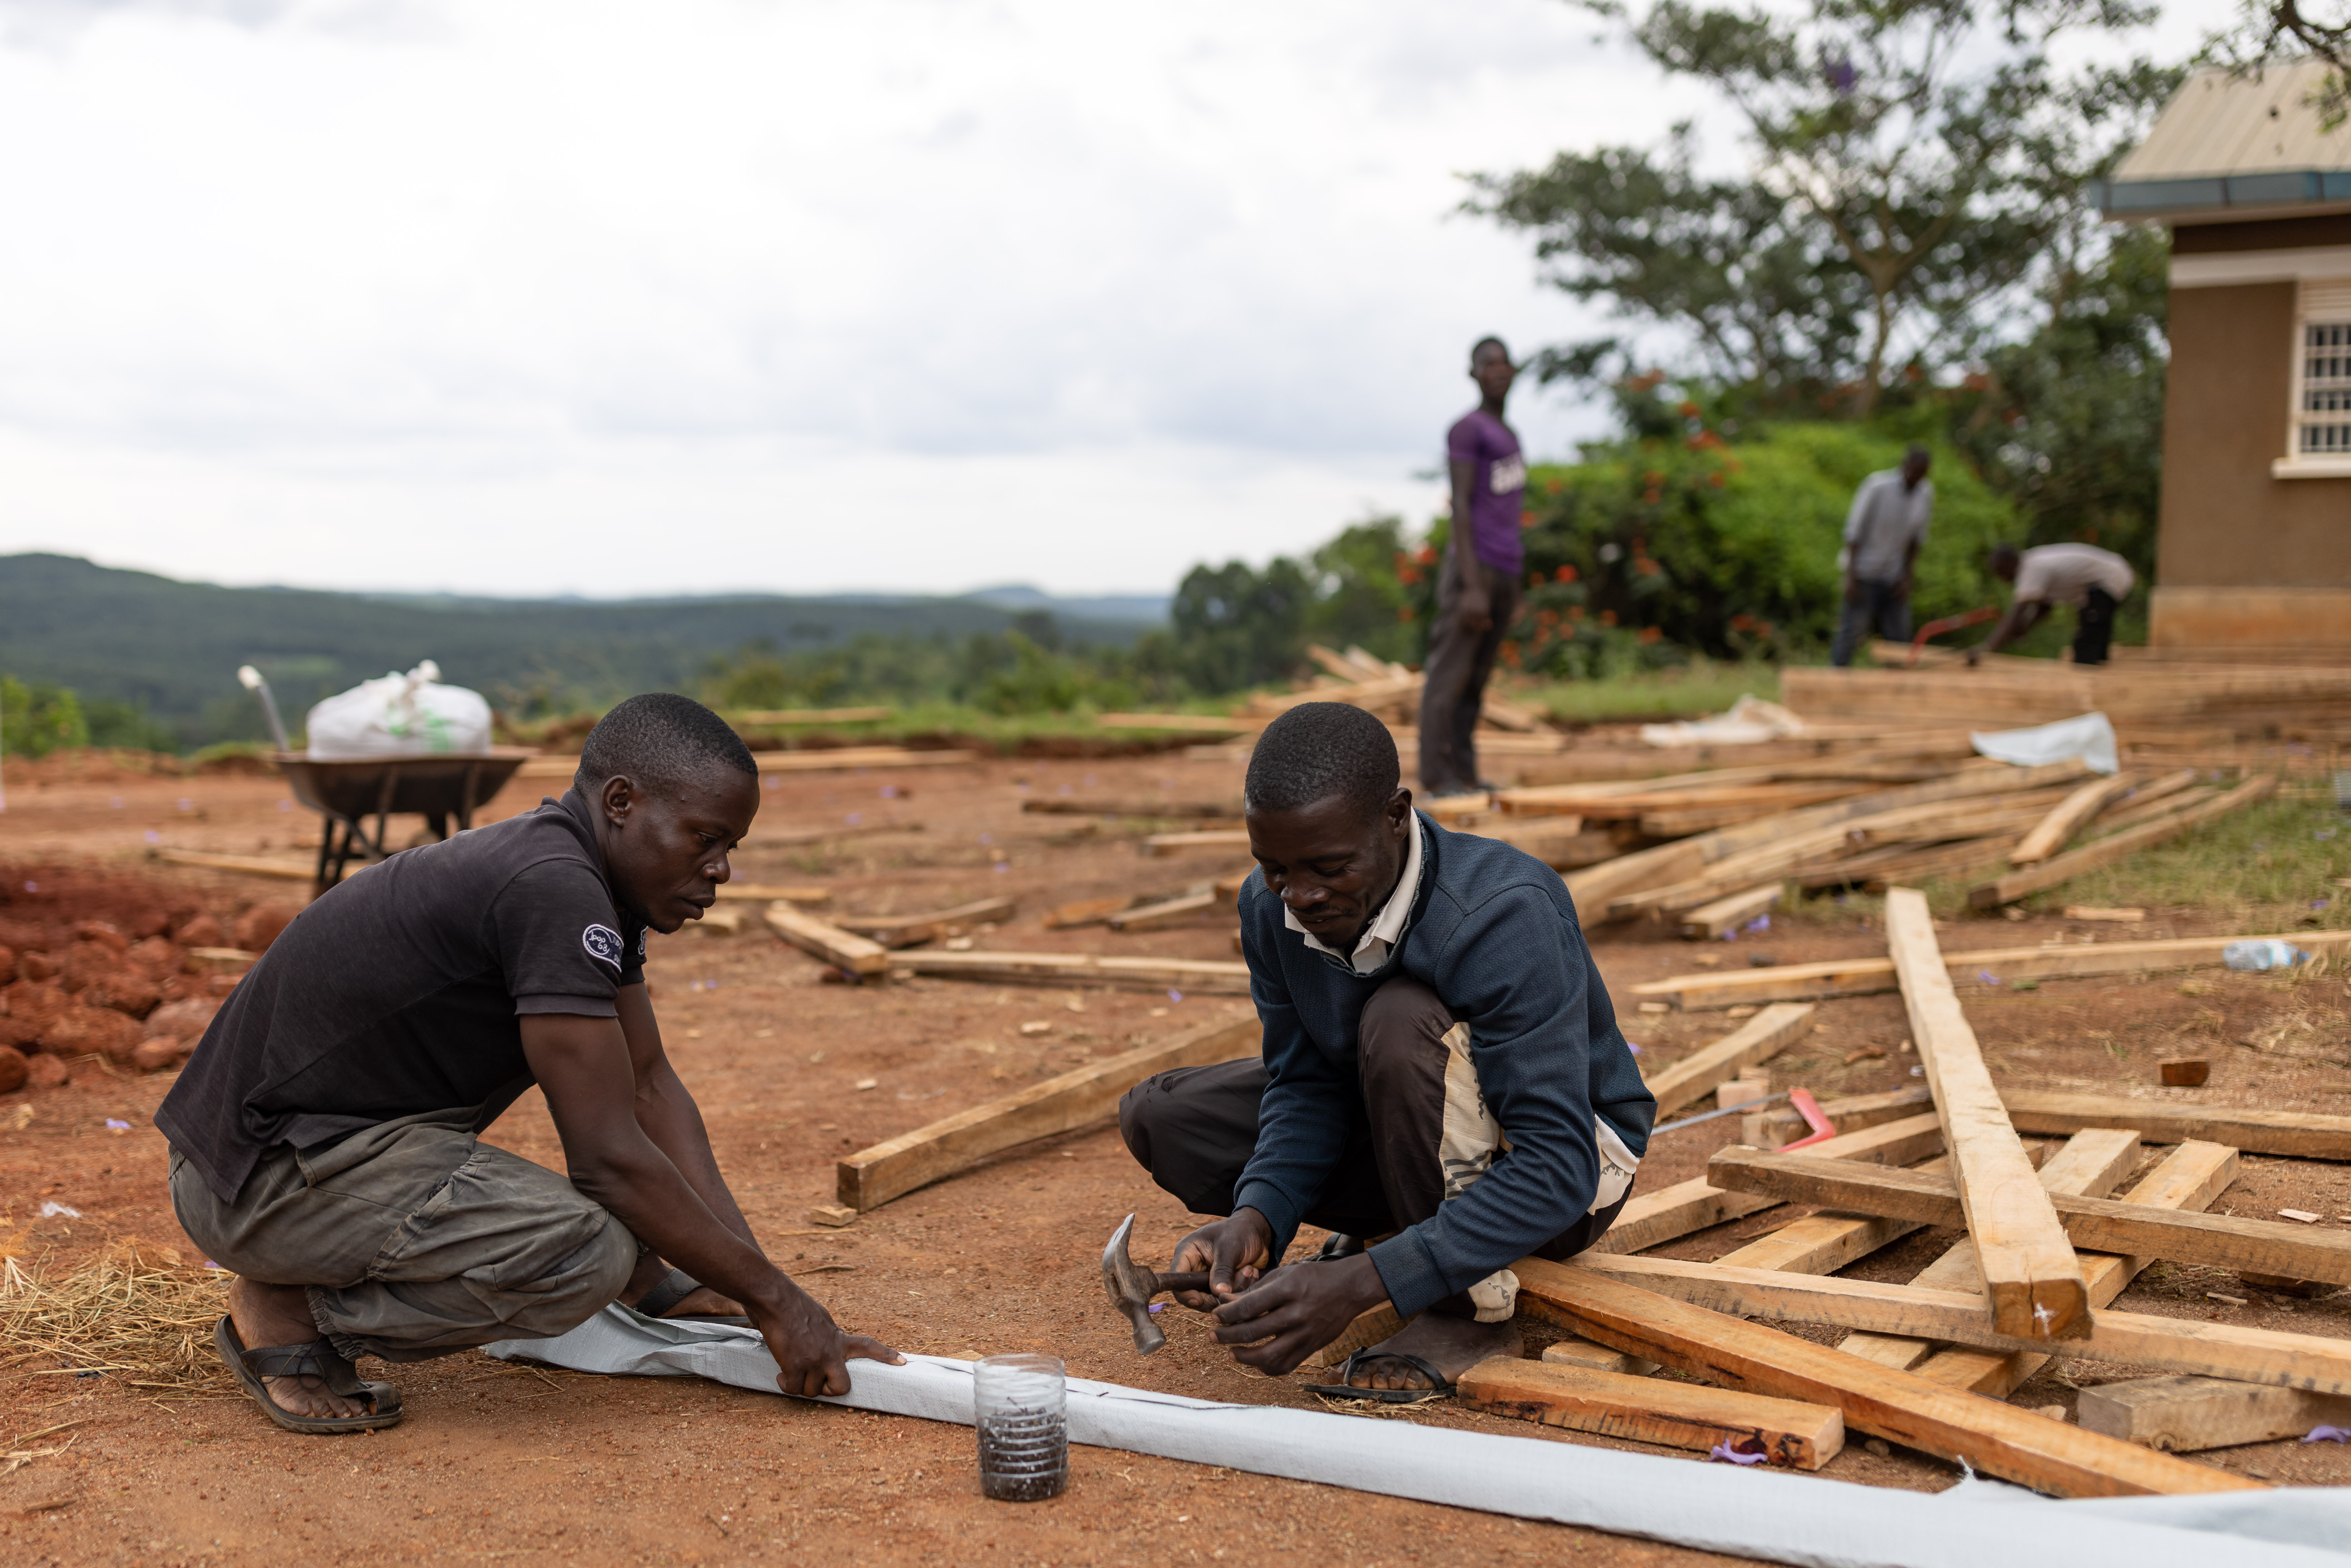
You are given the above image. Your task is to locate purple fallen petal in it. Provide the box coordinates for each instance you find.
[1709,1442,1768,1465]
[2305,1425,2351,1444]
[1147,1303,1165,1314]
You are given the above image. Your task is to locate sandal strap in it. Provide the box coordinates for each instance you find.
[241,1338,368,1397]
[631,1266,701,1320]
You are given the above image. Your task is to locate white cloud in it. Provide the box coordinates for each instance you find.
[0,0,2196,596]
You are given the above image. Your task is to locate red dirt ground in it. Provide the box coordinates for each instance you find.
[3,750,2349,1566]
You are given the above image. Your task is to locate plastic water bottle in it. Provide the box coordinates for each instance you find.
[2223,939,2307,973]
[974,1353,1067,1501]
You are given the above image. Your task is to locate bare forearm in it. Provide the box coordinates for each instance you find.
[571,1138,792,1315]
[635,1061,755,1245]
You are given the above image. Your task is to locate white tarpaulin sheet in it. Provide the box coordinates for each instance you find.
[1970,712,2119,776]
[488,1307,2349,1567]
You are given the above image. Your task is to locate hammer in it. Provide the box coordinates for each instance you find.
[1101,1213,1213,1355]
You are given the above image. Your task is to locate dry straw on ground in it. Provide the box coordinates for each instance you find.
[0,1244,236,1398]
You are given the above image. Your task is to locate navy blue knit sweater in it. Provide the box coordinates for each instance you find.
[1230,812,1655,1320]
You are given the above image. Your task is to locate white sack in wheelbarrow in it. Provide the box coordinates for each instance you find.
[304,661,491,759]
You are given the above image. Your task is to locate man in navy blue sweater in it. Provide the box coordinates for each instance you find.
[1119,702,1654,1396]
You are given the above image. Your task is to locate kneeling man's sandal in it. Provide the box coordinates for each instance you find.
[214,1315,404,1434]
[1300,1347,1455,1404]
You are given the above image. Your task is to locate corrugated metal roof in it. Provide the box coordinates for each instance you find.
[2118,62,2351,180]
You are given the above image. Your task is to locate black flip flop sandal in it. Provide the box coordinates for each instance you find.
[214,1315,403,1435]
[1300,1347,1457,1404]
[631,1266,751,1326]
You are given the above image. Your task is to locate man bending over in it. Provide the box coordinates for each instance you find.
[1119,702,1653,1397]
[159,693,899,1433]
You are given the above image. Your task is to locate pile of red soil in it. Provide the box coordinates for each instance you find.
[0,863,299,1090]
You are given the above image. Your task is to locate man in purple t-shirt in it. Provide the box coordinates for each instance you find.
[1418,336,1527,797]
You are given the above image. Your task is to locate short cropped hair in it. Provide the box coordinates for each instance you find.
[1989,542,2021,572]
[1244,702,1400,821]
[1470,335,1509,364]
[576,693,757,795]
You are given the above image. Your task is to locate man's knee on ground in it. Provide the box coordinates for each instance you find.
[499,1217,640,1340]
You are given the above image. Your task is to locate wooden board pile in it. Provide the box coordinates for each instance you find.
[1781,656,2351,751]
[1489,748,2281,926]
[1101,644,1568,755]
[1455,888,2351,1495]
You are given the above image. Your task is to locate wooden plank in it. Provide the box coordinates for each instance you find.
[1511,1258,2259,1497]
[148,847,317,883]
[1108,890,1218,932]
[2010,773,2144,865]
[715,882,831,904]
[1021,797,1238,819]
[832,896,1017,949]
[1707,1147,2351,1286]
[520,746,978,780]
[1711,1138,2064,1278]
[1456,1357,1844,1471]
[1886,887,2086,1340]
[1903,1142,2241,1397]
[1540,1338,1660,1376]
[733,707,892,725]
[1570,1250,2351,1402]
[1095,713,1262,733]
[2084,770,2205,834]
[1639,1003,1815,1117]
[2077,1374,2351,1452]
[1832,1129,2143,1374]
[1969,774,2280,908]
[1587,1113,1946,1256]
[883,949,1252,994]
[1141,829,1252,857]
[1677,883,1781,941]
[834,1011,1258,1210]
[763,905,889,977]
[1630,927,2351,1010]
[2002,1090,2351,1160]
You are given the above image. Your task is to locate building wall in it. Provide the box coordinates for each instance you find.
[2157,279,2351,596]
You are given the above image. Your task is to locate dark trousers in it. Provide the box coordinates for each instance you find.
[1417,550,1523,797]
[1830,578,1912,666]
[1117,977,1625,1317]
[2073,586,2117,666]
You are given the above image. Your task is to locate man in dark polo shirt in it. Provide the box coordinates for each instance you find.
[159,693,898,1433]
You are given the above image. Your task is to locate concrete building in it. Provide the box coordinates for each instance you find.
[2101,62,2351,652]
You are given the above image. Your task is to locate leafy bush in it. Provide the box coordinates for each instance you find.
[1,676,91,757]
[1485,407,2021,676]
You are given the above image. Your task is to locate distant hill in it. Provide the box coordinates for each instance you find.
[0,554,1163,746]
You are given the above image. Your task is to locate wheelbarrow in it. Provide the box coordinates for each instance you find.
[272,749,537,897]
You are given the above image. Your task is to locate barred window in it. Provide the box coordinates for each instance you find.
[2295,281,2351,458]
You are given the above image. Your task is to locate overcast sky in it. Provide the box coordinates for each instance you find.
[0,0,2210,599]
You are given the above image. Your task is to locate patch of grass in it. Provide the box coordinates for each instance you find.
[1513,660,1780,726]
[2013,789,2350,930]
[0,1245,235,1398]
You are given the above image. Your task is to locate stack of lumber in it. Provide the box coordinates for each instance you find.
[1103,643,1558,743]
[1782,661,2351,744]
[1463,888,2351,1495]
[1501,746,2278,924]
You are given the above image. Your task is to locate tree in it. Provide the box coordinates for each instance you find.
[1167,558,1316,694]
[1947,224,2170,582]
[2205,2,2351,127]
[1464,125,1865,410]
[1487,0,2169,413]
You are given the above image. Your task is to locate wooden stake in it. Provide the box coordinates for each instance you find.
[1677,883,1782,941]
[1510,1259,2258,1497]
[2002,1090,2351,1160]
[832,896,1016,949]
[834,1011,1256,1210]
[883,949,1251,993]
[763,905,889,978]
[2077,1374,2351,1452]
[1885,887,2085,1339]
[1457,1357,1844,1470]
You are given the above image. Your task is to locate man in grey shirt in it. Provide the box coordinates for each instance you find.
[1830,445,1932,667]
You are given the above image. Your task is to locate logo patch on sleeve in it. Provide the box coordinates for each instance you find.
[582,924,624,970]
